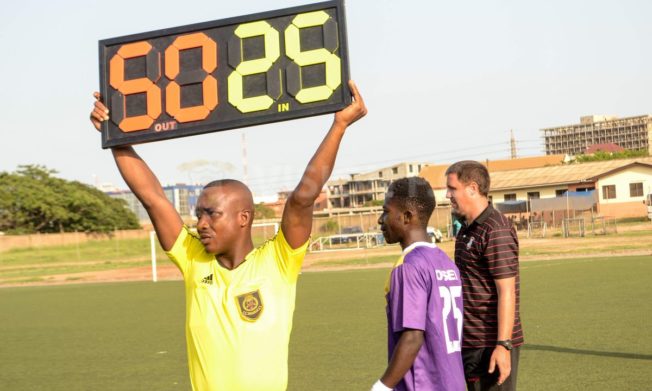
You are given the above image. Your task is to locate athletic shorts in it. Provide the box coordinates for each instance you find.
[462,346,520,391]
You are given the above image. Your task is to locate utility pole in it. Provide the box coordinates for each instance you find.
[510,129,517,159]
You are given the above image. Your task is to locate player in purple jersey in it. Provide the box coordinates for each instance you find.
[370,177,465,391]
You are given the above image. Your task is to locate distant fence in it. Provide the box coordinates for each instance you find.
[1,206,455,253]
[0,230,150,253]
[310,206,452,234]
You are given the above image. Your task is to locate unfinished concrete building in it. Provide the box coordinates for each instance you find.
[541,115,652,156]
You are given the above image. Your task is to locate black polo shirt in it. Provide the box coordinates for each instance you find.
[455,205,524,348]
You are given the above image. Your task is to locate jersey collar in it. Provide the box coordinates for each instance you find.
[464,204,493,229]
[402,241,436,255]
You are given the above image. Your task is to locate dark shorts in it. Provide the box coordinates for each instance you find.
[462,346,520,391]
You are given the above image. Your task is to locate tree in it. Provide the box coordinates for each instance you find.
[254,202,276,219]
[319,219,339,234]
[0,165,140,234]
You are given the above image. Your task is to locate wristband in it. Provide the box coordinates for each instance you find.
[371,379,392,391]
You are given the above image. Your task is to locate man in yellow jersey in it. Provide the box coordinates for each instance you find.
[89,80,366,391]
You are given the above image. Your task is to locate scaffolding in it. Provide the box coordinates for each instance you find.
[541,115,652,156]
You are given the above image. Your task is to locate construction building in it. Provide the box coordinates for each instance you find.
[327,162,430,209]
[542,115,652,156]
[107,184,203,224]
[259,190,328,218]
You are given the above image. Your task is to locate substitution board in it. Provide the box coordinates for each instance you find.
[99,0,350,148]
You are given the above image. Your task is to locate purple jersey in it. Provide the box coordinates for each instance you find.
[385,242,465,391]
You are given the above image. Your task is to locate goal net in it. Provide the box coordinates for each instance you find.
[562,217,586,238]
[527,221,547,238]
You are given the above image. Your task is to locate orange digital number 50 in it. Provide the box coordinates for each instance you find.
[109,34,219,132]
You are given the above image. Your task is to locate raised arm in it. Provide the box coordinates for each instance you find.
[90,93,183,250]
[281,81,367,248]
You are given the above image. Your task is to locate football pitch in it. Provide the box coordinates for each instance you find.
[1,255,650,390]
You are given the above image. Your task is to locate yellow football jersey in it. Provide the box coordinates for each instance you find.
[166,226,308,391]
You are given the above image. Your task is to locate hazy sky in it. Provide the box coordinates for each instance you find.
[2,0,651,196]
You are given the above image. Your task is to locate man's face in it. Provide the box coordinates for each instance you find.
[378,197,404,245]
[195,187,246,255]
[446,173,474,220]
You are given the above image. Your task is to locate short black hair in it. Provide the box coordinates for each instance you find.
[386,177,436,227]
[445,160,490,196]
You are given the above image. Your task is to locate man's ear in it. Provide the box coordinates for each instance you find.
[403,210,413,225]
[240,210,252,227]
[467,182,479,197]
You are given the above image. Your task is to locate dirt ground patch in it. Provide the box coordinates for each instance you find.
[2,223,651,288]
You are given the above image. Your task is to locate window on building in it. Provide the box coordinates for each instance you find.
[409,164,413,173]
[418,164,422,172]
[378,171,383,178]
[555,189,567,197]
[629,182,643,197]
[504,193,516,201]
[392,167,398,174]
[602,185,616,200]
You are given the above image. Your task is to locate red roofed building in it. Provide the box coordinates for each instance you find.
[585,143,625,154]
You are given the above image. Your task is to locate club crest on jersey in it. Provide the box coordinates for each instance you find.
[235,290,264,322]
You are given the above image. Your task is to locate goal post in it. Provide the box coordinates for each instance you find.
[562,217,586,238]
[527,221,547,238]
[252,222,279,245]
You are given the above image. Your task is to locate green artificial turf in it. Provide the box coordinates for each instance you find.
[1,255,650,390]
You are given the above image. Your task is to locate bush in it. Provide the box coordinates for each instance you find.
[319,219,339,234]
[575,149,648,162]
[254,203,276,219]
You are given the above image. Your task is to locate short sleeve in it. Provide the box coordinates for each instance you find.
[271,227,309,282]
[165,226,205,276]
[389,261,428,332]
[485,223,519,279]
